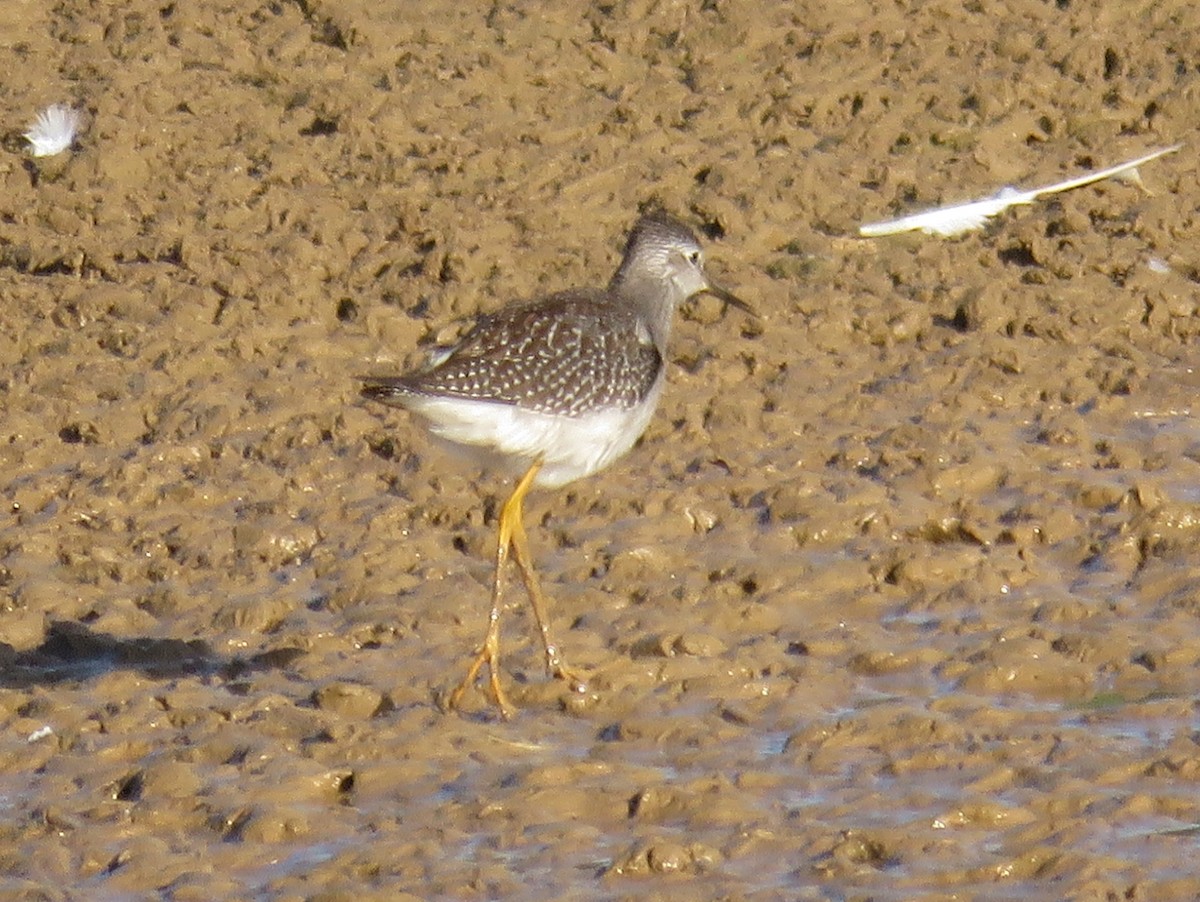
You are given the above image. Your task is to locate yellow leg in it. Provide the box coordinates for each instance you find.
[508,493,588,692]
[446,463,530,718]
[446,458,586,716]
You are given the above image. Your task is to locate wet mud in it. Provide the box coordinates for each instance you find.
[3,0,1200,899]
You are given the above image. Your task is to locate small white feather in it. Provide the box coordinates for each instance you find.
[860,144,1183,239]
[23,103,84,157]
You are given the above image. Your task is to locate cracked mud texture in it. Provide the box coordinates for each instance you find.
[3,0,1200,899]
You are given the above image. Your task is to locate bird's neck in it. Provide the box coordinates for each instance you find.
[608,271,679,350]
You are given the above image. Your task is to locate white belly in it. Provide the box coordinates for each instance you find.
[404,383,663,488]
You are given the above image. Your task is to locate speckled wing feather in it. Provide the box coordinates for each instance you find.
[362,291,663,417]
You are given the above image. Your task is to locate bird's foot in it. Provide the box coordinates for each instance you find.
[550,661,590,695]
[446,645,514,720]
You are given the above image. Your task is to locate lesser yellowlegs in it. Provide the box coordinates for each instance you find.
[361,212,749,716]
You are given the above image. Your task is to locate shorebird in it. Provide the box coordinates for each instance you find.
[361,212,749,716]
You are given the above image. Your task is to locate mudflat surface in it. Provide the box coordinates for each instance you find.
[3,1,1200,899]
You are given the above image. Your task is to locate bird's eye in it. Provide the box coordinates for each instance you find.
[685,250,702,266]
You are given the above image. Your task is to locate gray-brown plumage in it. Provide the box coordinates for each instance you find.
[361,289,662,417]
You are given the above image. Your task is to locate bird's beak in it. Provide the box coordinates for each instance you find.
[704,281,757,317]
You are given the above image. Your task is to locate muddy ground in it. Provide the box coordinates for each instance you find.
[3,0,1200,899]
